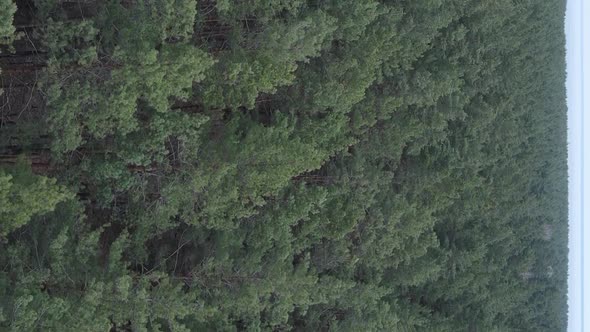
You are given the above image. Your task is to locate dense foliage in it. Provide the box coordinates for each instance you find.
[0,0,567,331]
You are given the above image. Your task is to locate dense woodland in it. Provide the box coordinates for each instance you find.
[0,0,568,331]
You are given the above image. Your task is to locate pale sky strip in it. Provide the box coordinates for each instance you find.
[567,0,587,330]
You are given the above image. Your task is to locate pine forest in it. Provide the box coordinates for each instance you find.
[0,0,568,331]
